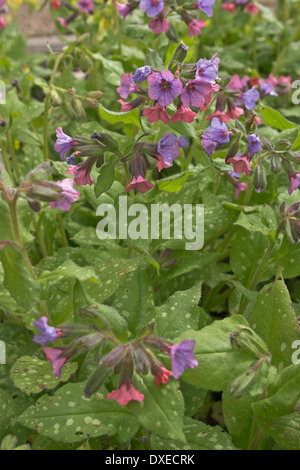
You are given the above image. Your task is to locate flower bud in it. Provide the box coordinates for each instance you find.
[180,63,197,80]
[63,100,77,119]
[166,22,179,43]
[225,137,240,162]
[170,41,190,66]
[276,139,292,151]
[50,90,62,107]
[270,153,282,174]
[84,363,110,398]
[91,133,120,153]
[79,307,109,331]
[253,161,267,193]
[261,136,275,151]
[72,98,86,119]
[86,91,104,101]
[230,325,269,357]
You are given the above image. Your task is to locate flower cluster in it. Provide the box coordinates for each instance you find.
[32,312,198,406]
[116,0,215,38]
[222,0,259,15]
[117,46,220,130]
[54,0,94,30]
[0,0,7,31]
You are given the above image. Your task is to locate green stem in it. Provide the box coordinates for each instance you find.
[43,53,64,161]
[57,214,69,247]
[250,425,264,450]
[8,195,36,280]
[238,219,286,315]
[6,131,20,183]
[1,145,15,184]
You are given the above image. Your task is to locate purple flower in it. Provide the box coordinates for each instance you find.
[117,73,136,99]
[181,79,214,108]
[201,135,218,157]
[66,154,76,165]
[54,127,77,161]
[204,117,230,144]
[288,173,300,195]
[197,0,215,17]
[242,86,260,110]
[248,133,261,154]
[148,70,182,107]
[179,136,189,148]
[157,132,180,166]
[49,178,80,211]
[196,57,219,83]
[78,0,94,13]
[33,317,62,345]
[168,339,198,379]
[133,66,152,82]
[139,0,164,18]
[259,79,278,97]
[116,2,132,18]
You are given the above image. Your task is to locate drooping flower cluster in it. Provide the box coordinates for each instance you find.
[32,311,198,406]
[222,0,259,15]
[116,0,215,38]
[117,45,220,131]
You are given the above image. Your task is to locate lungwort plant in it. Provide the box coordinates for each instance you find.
[1,0,300,451]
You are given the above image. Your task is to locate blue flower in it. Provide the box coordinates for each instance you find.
[157,132,180,166]
[242,87,260,110]
[168,339,198,379]
[197,0,215,17]
[33,317,62,345]
[133,66,152,82]
[139,0,164,18]
[248,134,261,154]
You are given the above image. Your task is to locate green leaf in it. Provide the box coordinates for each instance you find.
[94,155,119,198]
[234,206,277,236]
[249,279,299,368]
[259,105,298,131]
[259,412,300,450]
[153,282,202,340]
[128,376,185,443]
[17,383,139,443]
[11,356,78,395]
[98,104,140,127]
[175,315,254,390]
[145,48,165,70]
[151,417,236,450]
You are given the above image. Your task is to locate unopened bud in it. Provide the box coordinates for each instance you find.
[170,41,190,66]
[50,90,62,106]
[253,161,267,193]
[91,133,119,152]
[84,364,110,398]
[180,63,197,80]
[72,98,86,119]
[230,325,269,357]
[276,139,292,151]
[261,136,275,151]
[270,153,282,174]
[225,138,240,162]
[166,22,179,43]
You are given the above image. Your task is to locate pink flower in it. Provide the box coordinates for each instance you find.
[246,3,259,14]
[172,104,198,123]
[143,103,171,124]
[43,347,68,378]
[155,154,172,172]
[126,175,155,193]
[181,79,215,108]
[288,173,300,195]
[116,2,132,19]
[188,19,207,38]
[153,366,172,386]
[149,16,169,34]
[227,74,249,91]
[57,17,68,28]
[107,383,144,406]
[227,155,251,176]
[49,178,80,211]
[0,16,6,30]
[226,105,244,120]
[207,110,231,123]
[117,73,136,99]
[234,181,248,199]
[66,165,93,186]
[222,2,236,13]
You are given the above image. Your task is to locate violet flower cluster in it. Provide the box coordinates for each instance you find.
[32,314,198,407]
[116,0,215,38]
